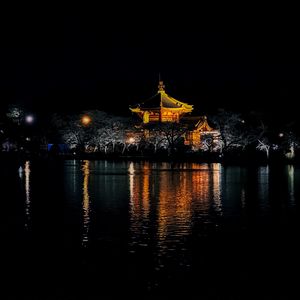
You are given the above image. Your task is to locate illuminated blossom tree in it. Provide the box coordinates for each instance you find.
[144,122,188,155]
[211,110,273,157]
[92,116,130,153]
[6,105,24,125]
[200,132,218,152]
[256,138,271,159]
[211,110,250,154]
[145,128,167,153]
[279,131,299,160]
[51,112,94,151]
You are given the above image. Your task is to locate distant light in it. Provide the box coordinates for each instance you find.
[82,115,91,125]
[25,137,31,141]
[279,133,284,137]
[128,137,135,144]
[241,120,245,123]
[25,115,34,123]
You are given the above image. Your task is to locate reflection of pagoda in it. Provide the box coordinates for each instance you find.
[129,80,218,149]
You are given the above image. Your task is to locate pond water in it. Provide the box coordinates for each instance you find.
[1,160,299,299]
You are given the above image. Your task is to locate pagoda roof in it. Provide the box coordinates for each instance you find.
[181,116,214,131]
[130,81,193,112]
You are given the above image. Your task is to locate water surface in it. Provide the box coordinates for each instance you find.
[1,160,299,298]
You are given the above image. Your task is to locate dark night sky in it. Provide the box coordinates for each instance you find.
[1,6,299,125]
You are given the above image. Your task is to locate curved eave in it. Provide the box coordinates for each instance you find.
[164,93,194,110]
[130,106,192,113]
[129,107,142,113]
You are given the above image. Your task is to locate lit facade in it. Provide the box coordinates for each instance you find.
[130,81,193,123]
[130,81,219,150]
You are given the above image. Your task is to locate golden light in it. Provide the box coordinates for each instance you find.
[82,115,91,125]
[128,137,135,144]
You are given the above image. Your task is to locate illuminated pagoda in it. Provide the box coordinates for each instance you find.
[130,81,193,123]
[129,80,218,150]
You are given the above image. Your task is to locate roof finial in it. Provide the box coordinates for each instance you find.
[158,73,165,92]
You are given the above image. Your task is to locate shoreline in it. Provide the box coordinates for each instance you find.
[1,152,299,166]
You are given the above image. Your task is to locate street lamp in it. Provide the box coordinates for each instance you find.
[81,115,91,125]
[128,137,135,144]
[25,115,34,124]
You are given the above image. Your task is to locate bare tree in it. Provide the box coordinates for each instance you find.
[256,138,271,159]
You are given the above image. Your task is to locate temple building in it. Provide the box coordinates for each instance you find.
[130,81,193,123]
[129,80,218,150]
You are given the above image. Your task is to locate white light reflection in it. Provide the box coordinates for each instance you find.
[128,162,152,253]
[241,188,246,209]
[82,160,90,247]
[129,162,135,203]
[73,159,76,193]
[212,163,223,214]
[24,161,31,229]
[287,165,295,206]
[257,166,269,210]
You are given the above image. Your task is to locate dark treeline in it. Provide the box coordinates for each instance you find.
[0,104,299,163]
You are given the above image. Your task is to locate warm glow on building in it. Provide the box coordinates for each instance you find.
[129,80,218,149]
[130,81,193,123]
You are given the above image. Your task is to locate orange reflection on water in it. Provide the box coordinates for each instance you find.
[142,167,150,217]
[129,162,150,224]
[157,164,218,246]
[82,160,90,247]
[129,163,222,253]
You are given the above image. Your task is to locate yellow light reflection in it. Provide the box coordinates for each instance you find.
[129,162,135,204]
[81,115,91,125]
[142,166,150,218]
[129,162,150,218]
[129,162,222,257]
[24,161,31,229]
[129,162,151,250]
[288,165,295,205]
[82,160,90,247]
[157,164,217,248]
